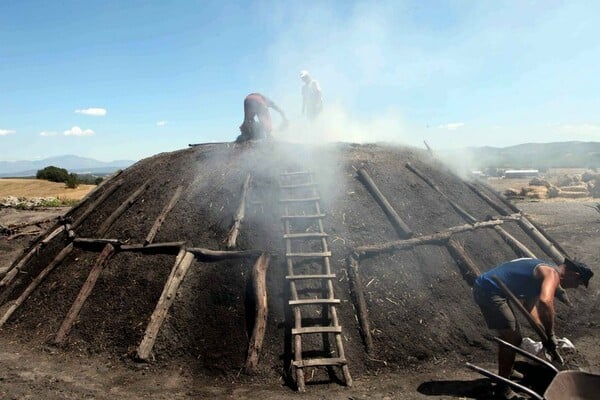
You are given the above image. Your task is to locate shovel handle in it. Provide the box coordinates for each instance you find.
[466,363,544,400]
[491,275,564,365]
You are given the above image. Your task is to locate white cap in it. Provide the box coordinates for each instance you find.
[300,70,309,79]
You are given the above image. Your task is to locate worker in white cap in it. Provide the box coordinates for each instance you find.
[300,70,323,120]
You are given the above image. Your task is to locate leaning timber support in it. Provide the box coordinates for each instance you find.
[465,181,509,216]
[227,174,252,248]
[346,255,374,354]
[145,186,184,245]
[405,162,477,223]
[98,179,151,237]
[357,168,413,238]
[0,244,74,327]
[0,225,66,287]
[187,247,263,262]
[356,216,520,258]
[245,252,271,372]
[493,226,537,259]
[72,179,124,230]
[54,244,116,344]
[466,181,568,261]
[516,217,564,265]
[136,250,194,361]
[446,239,481,286]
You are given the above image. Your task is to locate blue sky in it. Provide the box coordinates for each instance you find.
[1,0,599,162]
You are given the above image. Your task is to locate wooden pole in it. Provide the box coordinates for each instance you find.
[493,226,537,259]
[516,217,564,265]
[136,251,194,361]
[120,241,186,254]
[357,168,413,238]
[71,179,124,230]
[0,244,74,327]
[467,178,569,261]
[346,256,374,354]
[446,239,481,286]
[245,252,271,372]
[0,225,66,286]
[187,247,263,262]
[227,174,252,248]
[145,186,184,245]
[54,244,116,344]
[465,181,509,216]
[98,180,150,237]
[356,217,519,257]
[405,162,477,223]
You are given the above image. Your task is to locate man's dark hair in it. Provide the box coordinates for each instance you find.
[564,258,594,287]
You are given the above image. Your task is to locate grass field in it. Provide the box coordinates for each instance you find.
[0,179,95,200]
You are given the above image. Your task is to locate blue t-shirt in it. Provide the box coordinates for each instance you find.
[475,258,556,299]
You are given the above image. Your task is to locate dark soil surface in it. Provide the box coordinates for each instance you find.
[0,142,598,399]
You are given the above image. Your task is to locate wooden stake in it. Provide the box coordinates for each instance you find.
[0,226,66,286]
[516,217,565,265]
[145,186,184,245]
[54,244,116,344]
[0,244,74,327]
[98,180,150,237]
[405,162,477,223]
[346,256,374,354]
[136,250,194,361]
[446,239,481,286]
[245,252,271,372]
[356,216,519,257]
[357,168,413,238]
[226,174,252,248]
[187,247,263,262]
[71,179,124,230]
[465,181,509,216]
[493,226,537,259]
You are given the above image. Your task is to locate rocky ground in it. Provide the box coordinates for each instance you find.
[1,195,598,399]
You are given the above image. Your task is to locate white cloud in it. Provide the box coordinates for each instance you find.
[156,120,168,127]
[0,129,15,136]
[437,122,465,131]
[39,131,57,137]
[63,126,95,136]
[75,107,107,116]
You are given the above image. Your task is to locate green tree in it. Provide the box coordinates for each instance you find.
[36,166,69,183]
[65,173,79,189]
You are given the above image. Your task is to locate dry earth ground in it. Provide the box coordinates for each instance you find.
[0,179,95,200]
[0,178,598,399]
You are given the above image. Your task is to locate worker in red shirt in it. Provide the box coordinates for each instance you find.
[237,93,287,142]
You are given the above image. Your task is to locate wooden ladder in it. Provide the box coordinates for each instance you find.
[279,170,352,391]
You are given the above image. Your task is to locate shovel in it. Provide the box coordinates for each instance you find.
[492,275,564,364]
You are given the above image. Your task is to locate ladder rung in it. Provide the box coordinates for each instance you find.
[289,298,340,306]
[280,197,321,203]
[293,357,347,368]
[286,274,336,280]
[283,232,328,239]
[292,326,342,335]
[281,214,326,220]
[281,171,313,176]
[280,183,317,189]
[286,252,331,258]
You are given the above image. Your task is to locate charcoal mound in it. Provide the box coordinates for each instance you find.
[0,141,594,384]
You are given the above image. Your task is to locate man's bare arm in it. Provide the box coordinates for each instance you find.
[535,265,560,337]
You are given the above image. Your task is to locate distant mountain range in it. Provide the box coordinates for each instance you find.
[0,155,136,177]
[439,141,600,169]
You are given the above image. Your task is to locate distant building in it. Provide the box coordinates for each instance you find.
[504,169,539,179]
